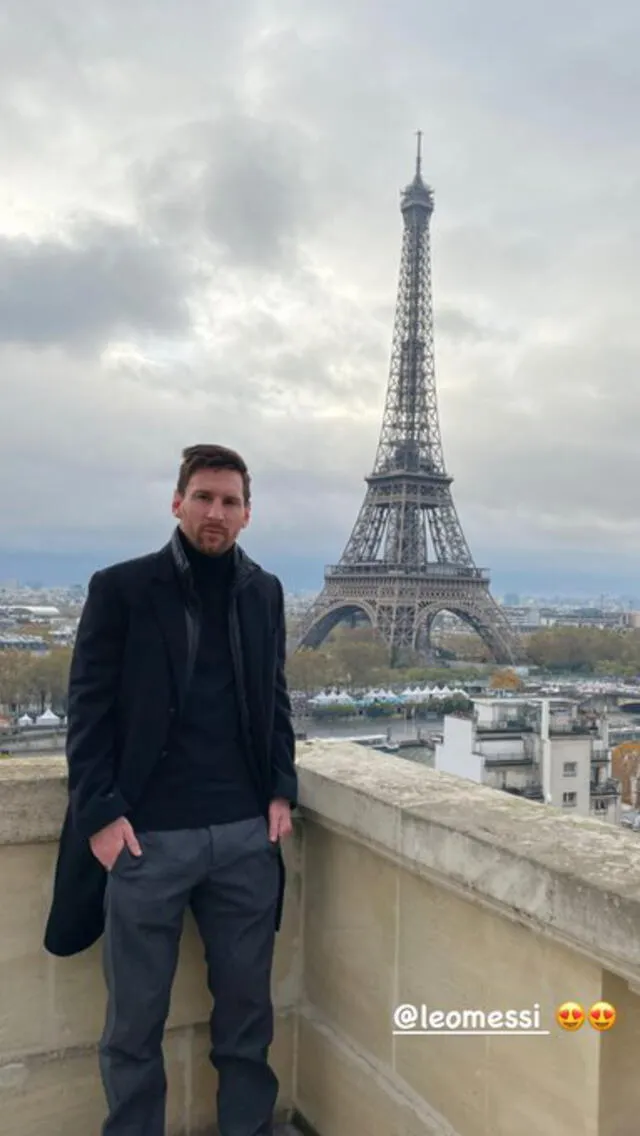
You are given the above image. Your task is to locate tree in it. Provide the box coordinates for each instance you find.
[326,626,389,687]
[489,668,524,691]
[438,632,491,663]
[285,648,333,692]
[0,646,72,716]
[524,627,640,673]
[26,649,72,713]
[611,742,640,805]
[0,651,33,714]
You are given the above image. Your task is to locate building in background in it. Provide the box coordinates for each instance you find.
[431,696,621,824]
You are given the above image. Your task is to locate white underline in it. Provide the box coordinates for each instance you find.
[393,1029,551,1036]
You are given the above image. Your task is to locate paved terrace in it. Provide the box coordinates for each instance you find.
[3,740,640,1135]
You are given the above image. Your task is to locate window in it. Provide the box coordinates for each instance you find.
[562,791,577,807]
[593,799,608,812]
[563,762,577,777]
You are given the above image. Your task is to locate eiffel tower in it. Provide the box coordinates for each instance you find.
[296,135,520,665]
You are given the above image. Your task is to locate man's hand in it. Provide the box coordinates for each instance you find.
[268,798,292,843]
[89,816,142,871]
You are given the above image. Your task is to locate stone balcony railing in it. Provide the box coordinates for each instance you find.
[3,741,640,1136]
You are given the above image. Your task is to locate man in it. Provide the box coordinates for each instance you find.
[44,443,297,1136]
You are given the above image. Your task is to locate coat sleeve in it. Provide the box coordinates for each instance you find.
[270,577,298,807]
[66,568,131,839]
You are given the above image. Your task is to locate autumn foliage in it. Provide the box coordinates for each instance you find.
[611,742,640,804]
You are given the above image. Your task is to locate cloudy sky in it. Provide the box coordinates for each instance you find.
[0,0,638,597]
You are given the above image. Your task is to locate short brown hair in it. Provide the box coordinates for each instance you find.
[176,444,251,504]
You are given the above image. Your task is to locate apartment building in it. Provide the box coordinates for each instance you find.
[432,695,620,823]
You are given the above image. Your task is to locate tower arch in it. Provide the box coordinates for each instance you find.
[296,600,377,650]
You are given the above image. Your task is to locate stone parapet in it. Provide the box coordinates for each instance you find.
[296,740,640,990]
[294,741,640,1136]
[2,744,640,1135]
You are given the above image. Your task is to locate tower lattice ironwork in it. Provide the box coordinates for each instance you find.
[296,135,520,664]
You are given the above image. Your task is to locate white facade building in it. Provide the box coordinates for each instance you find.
[433,697,620,824]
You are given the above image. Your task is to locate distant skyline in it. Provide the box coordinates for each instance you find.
[0,1,638,591]
[1,545,639,607]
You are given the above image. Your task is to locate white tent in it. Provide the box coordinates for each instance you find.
[309,688,355,708]
[35,707,61,726]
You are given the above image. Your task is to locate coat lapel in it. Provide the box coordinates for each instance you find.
[148,530,200,712]
[147,529,260,715]
[148,577,191,711]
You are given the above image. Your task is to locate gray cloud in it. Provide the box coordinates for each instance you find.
[0,220,192,347]
[0,0,638,591]
[434,307,512,345]
[138,115,315,271]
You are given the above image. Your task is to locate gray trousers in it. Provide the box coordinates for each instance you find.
[98,816,280,1136]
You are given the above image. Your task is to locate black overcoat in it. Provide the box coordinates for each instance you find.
[43,528,297,957]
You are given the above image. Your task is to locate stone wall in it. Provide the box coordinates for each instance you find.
[3,744,640,1135]
[295,741,640,1136]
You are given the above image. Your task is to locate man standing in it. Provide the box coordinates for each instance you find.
[44,444,297,1136]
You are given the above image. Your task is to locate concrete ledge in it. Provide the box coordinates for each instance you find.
[295,740,640,989]
[4,744,640,989]
[4,743,640,1134]
[0,757,68,844]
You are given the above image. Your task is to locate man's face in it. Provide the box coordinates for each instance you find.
[172,467,250,556]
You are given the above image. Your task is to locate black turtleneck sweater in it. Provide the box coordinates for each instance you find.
[132,528,261,831]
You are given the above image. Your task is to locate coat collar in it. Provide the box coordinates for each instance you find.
[151,526,260,595]
[147,527,260,711]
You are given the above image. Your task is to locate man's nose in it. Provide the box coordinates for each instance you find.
[206,501,224,520]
